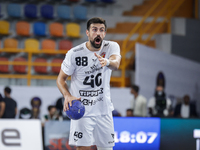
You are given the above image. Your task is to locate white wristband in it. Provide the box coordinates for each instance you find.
[105,58,110,67]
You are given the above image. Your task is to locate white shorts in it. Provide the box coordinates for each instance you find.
[69,112,115,148]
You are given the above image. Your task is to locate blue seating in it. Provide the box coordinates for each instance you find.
[33,22,46,36]
[57,5,71,20]
[40,4,54,19]
[73,5,87,20]
[7,3,21,18]
[24,4,37,19]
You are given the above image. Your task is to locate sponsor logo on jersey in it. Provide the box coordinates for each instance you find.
[90,64,98,70]
[74,131,83,142]
[108,134,115,144]
[79,88,103,97]
[85,65,102,74]
[100,52,106,58]
[108,140,115,144]
[92,58,98,62]
[111,133,115,139]
[81,97,103,106]
[73,47,84,52]
[104,43,109,47]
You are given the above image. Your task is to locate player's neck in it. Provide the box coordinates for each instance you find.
[86,41,101,52]
[5,94,11,98]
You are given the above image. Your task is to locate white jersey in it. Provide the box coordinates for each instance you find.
[61,40,121,116]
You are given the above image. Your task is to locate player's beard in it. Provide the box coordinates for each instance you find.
[90,36,102,49]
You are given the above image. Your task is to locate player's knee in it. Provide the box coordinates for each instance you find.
[97,147,113,150]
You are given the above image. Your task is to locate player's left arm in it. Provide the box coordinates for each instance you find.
[107,54,121,70]
[95,53,121,70]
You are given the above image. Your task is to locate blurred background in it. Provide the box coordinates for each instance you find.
[0,0,200,150]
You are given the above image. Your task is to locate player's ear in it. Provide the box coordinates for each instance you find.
[86,30,89,36]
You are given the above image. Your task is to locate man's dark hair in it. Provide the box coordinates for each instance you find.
[87,17,107,31]
[126,108,133,112]
[56,97,64,115]
[4,86,11,94]
[31,97,42,108]
[48,105,56,111]
[156,71,165,88]
[131,85,139,93]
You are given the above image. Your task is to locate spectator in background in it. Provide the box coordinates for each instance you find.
[30,97,42,119]
[126,108,134,117]
[42,105,63,126]
[44,105,60,121]
[56,97,63,117]
[19,107,32,119]
[0,86,17,118]
[174,95,198,118]
[55,97,70,120]
[148,85,171,117]
[130,85,147,117]
[31,107,40,119]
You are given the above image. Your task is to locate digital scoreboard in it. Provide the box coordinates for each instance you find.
[113,117,160,150]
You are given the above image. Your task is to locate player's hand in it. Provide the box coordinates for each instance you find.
[94,53,108,67]
[63,96,81,111]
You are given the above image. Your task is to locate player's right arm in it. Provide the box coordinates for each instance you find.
[57,70,81,111]
[0,101,5,118]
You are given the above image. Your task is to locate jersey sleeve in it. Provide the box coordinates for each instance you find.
[108,42,121,58]
[61,50,75,76]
